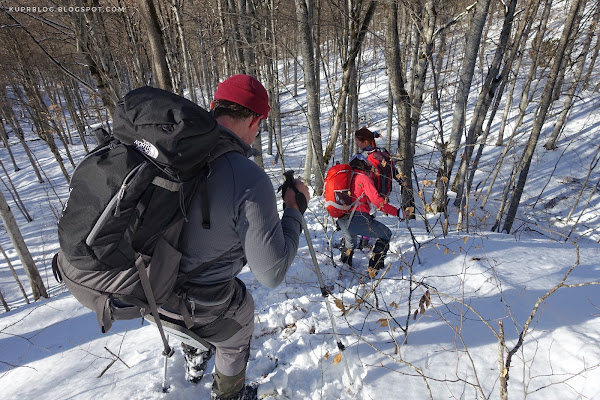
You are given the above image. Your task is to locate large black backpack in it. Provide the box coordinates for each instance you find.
[53,86,237,356]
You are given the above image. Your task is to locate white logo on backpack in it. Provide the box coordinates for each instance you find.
[134,139,159,159]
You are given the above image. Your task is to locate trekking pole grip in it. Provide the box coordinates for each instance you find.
[281,170,307,213]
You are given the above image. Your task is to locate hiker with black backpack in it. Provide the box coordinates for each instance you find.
[166,75,310,400]
[54,75,309,400]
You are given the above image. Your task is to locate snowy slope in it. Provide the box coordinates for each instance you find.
[2,15,600,400]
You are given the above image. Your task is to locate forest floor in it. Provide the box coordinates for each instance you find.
[1,44,600,399]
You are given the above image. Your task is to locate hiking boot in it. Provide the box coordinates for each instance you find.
[211,384,258,400]
[182,342,215,384]
[358,236,370,250]
[340,246,354,267]
[368,239,390,270]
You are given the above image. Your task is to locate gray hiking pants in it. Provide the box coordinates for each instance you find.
[164,278,254,398]
[338,212,393,249]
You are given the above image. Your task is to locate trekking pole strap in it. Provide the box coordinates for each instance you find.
[135,256,174,357]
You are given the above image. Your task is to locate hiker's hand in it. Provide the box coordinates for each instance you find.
[403,207,414,220]
[284,179,310,213]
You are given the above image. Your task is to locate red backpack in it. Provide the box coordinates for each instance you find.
[324,163,354,218]
[366,149,394,197]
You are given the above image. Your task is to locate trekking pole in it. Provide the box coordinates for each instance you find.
[281,171,353,385]
[403,215,422,265]
[394,176,422,265]
[162,334,170,392]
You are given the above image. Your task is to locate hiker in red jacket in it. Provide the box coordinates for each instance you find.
[338,153,404,270]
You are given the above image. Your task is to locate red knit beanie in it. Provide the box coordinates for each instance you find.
[214,75,270,119]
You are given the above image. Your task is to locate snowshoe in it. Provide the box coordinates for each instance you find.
[182,342,215,384]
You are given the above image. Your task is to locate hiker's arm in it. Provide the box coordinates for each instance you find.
[358,174,399,217]
[235,173,303,288]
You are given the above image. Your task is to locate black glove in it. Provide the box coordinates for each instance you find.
[278,170,308,214]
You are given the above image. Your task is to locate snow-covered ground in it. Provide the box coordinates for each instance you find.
[2,15,600,400]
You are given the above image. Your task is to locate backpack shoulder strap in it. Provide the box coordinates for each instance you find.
[198,135,246,230]
[207,134,246,163]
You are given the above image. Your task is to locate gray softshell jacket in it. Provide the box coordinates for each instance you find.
[178,126,303,305]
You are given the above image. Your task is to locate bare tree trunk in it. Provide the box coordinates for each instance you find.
[430,0,491,213]
[544,1,599,150]
[138,0,173,91]
[481,1,553,209]
[323,1,377,165]
[432,29,446,112]
[384,0,414,211]
[293,32,299,97]
[514,0,553,132]
[0,160,32,222]
[0,243,29,304]
[61,79,89,153]
[303,130,314,183]
[268,0,285,171]
[386,82,393,151]
[496,45,525,146]
[471,0,540,194]
[0,289,8,312]
[566,174,600,240]
[295,0,325,194]
[39,77,76,169]
[349,67,359,155]
[582,2,600,89]
[0,189,48,300]
[409,0,436,154]
[71,0,122,116]
[0,96,44,183]
[157,1,183,94]
[502,0,584,233]
[120,0,146,88]
[0,119,19,172]
[216,0,231,77]
[198,30,213,107]
[17,72,71,183]
[228,0,246,72]
[566,143,600,221]
[173,0,197,103]
[453,0,519,208]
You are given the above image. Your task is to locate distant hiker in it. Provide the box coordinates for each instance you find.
[336,128,407,270]
[336,153,403,270]
[354,127,399,193]
[166,75,309,399]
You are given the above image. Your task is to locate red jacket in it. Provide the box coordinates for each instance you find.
[350,171,400,217]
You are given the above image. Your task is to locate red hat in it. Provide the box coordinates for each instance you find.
[214,74,270,119]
